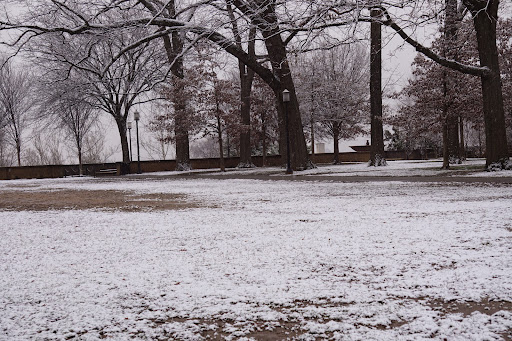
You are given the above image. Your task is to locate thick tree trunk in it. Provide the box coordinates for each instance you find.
[239,1,309,170]
[16,139,21,166]
[217,114,225,172]
[262,112,267,167]
[142,0,190,170]
[263,37,310,170]
[238,68,255,167]
[237,29,256,168]
[459,116,466,160]
[467,1,510,170]
[115,118,130,164]
[226,4,255,167]
[333,123,340,164]
[162,3,190,171]
[369,5,386,166]
[78,147,83,176]
[173,81,191,171]
[443,0,460,167]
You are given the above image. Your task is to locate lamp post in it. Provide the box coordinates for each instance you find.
[282,89,293,174]
[134,111,141,174]
[127,121,133,163]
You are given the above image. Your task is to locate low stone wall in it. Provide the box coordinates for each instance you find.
[0,151,399,180]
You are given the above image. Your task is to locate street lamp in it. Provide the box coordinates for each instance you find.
[282,89,293,174]
[134,111,141,174]
[127,121,133,163]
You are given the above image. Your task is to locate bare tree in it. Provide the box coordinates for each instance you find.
[296,44,368,164]
[2,0,509,169]
[24,131,64,166]
[226,1,257,168]
[29,21,170,168]
[143,103,174,161]
[81,130,117,165]
[0,61,35,166]
[39,82,99,175]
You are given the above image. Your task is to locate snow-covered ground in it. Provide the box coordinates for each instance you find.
[1,161,511,340]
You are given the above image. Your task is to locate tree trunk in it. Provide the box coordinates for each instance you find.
[442,109,449,169]
[333,123,340,164]
[262,112,267,167]
[16,138,21,166]
[310,115,315,164]
[459,116,466,161]
[142,0,190,170]
[76,133,83,176]
[226,4,255,168]
[244,2,310,170]
[264,39,310,170]
[115,118,130,163]
[238,68,254,167]
[478,126,483,157]
[446,114,460,164]
[237,29,256,168]
[467,0,510,170]
[217,114,225,172]
[369,5,386,166]
[443,0,460,167]
[78,146,83,176]
[173,87,191,171]
[162,3,190,171]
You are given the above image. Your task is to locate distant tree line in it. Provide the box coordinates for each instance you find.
[0,0,510,171]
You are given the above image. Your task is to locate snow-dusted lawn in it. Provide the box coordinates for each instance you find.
[173,158,512,178]
[1,164,511,340]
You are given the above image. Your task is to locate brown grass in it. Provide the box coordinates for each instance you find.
[0,189,203,212]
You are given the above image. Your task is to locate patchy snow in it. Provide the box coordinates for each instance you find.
[296,159,488,177]
[161,158,501,178]
[0,167,511,340]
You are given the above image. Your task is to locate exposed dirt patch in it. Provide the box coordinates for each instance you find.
[426,297,512,317]
[0,189,203,211]
[94,297,512,340]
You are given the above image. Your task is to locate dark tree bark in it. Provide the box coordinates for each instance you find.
[382,1,509,170]
[78,146,83,176]
[464,0,509,169]
[75,133,83,176]
[459,116,466,160]
[115,116,130,164]
[261,111,267,167]
[333,123,340,164]
[16,139,21,166]
[234,0,310,170]
[369,5,386,166]
[441,0,460,169]
[227,2,256,168]
[310,114,315,164]
[238,44,256,167]
[165,4,190,171]
[216,118,225,172]
[144,0,191,170]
